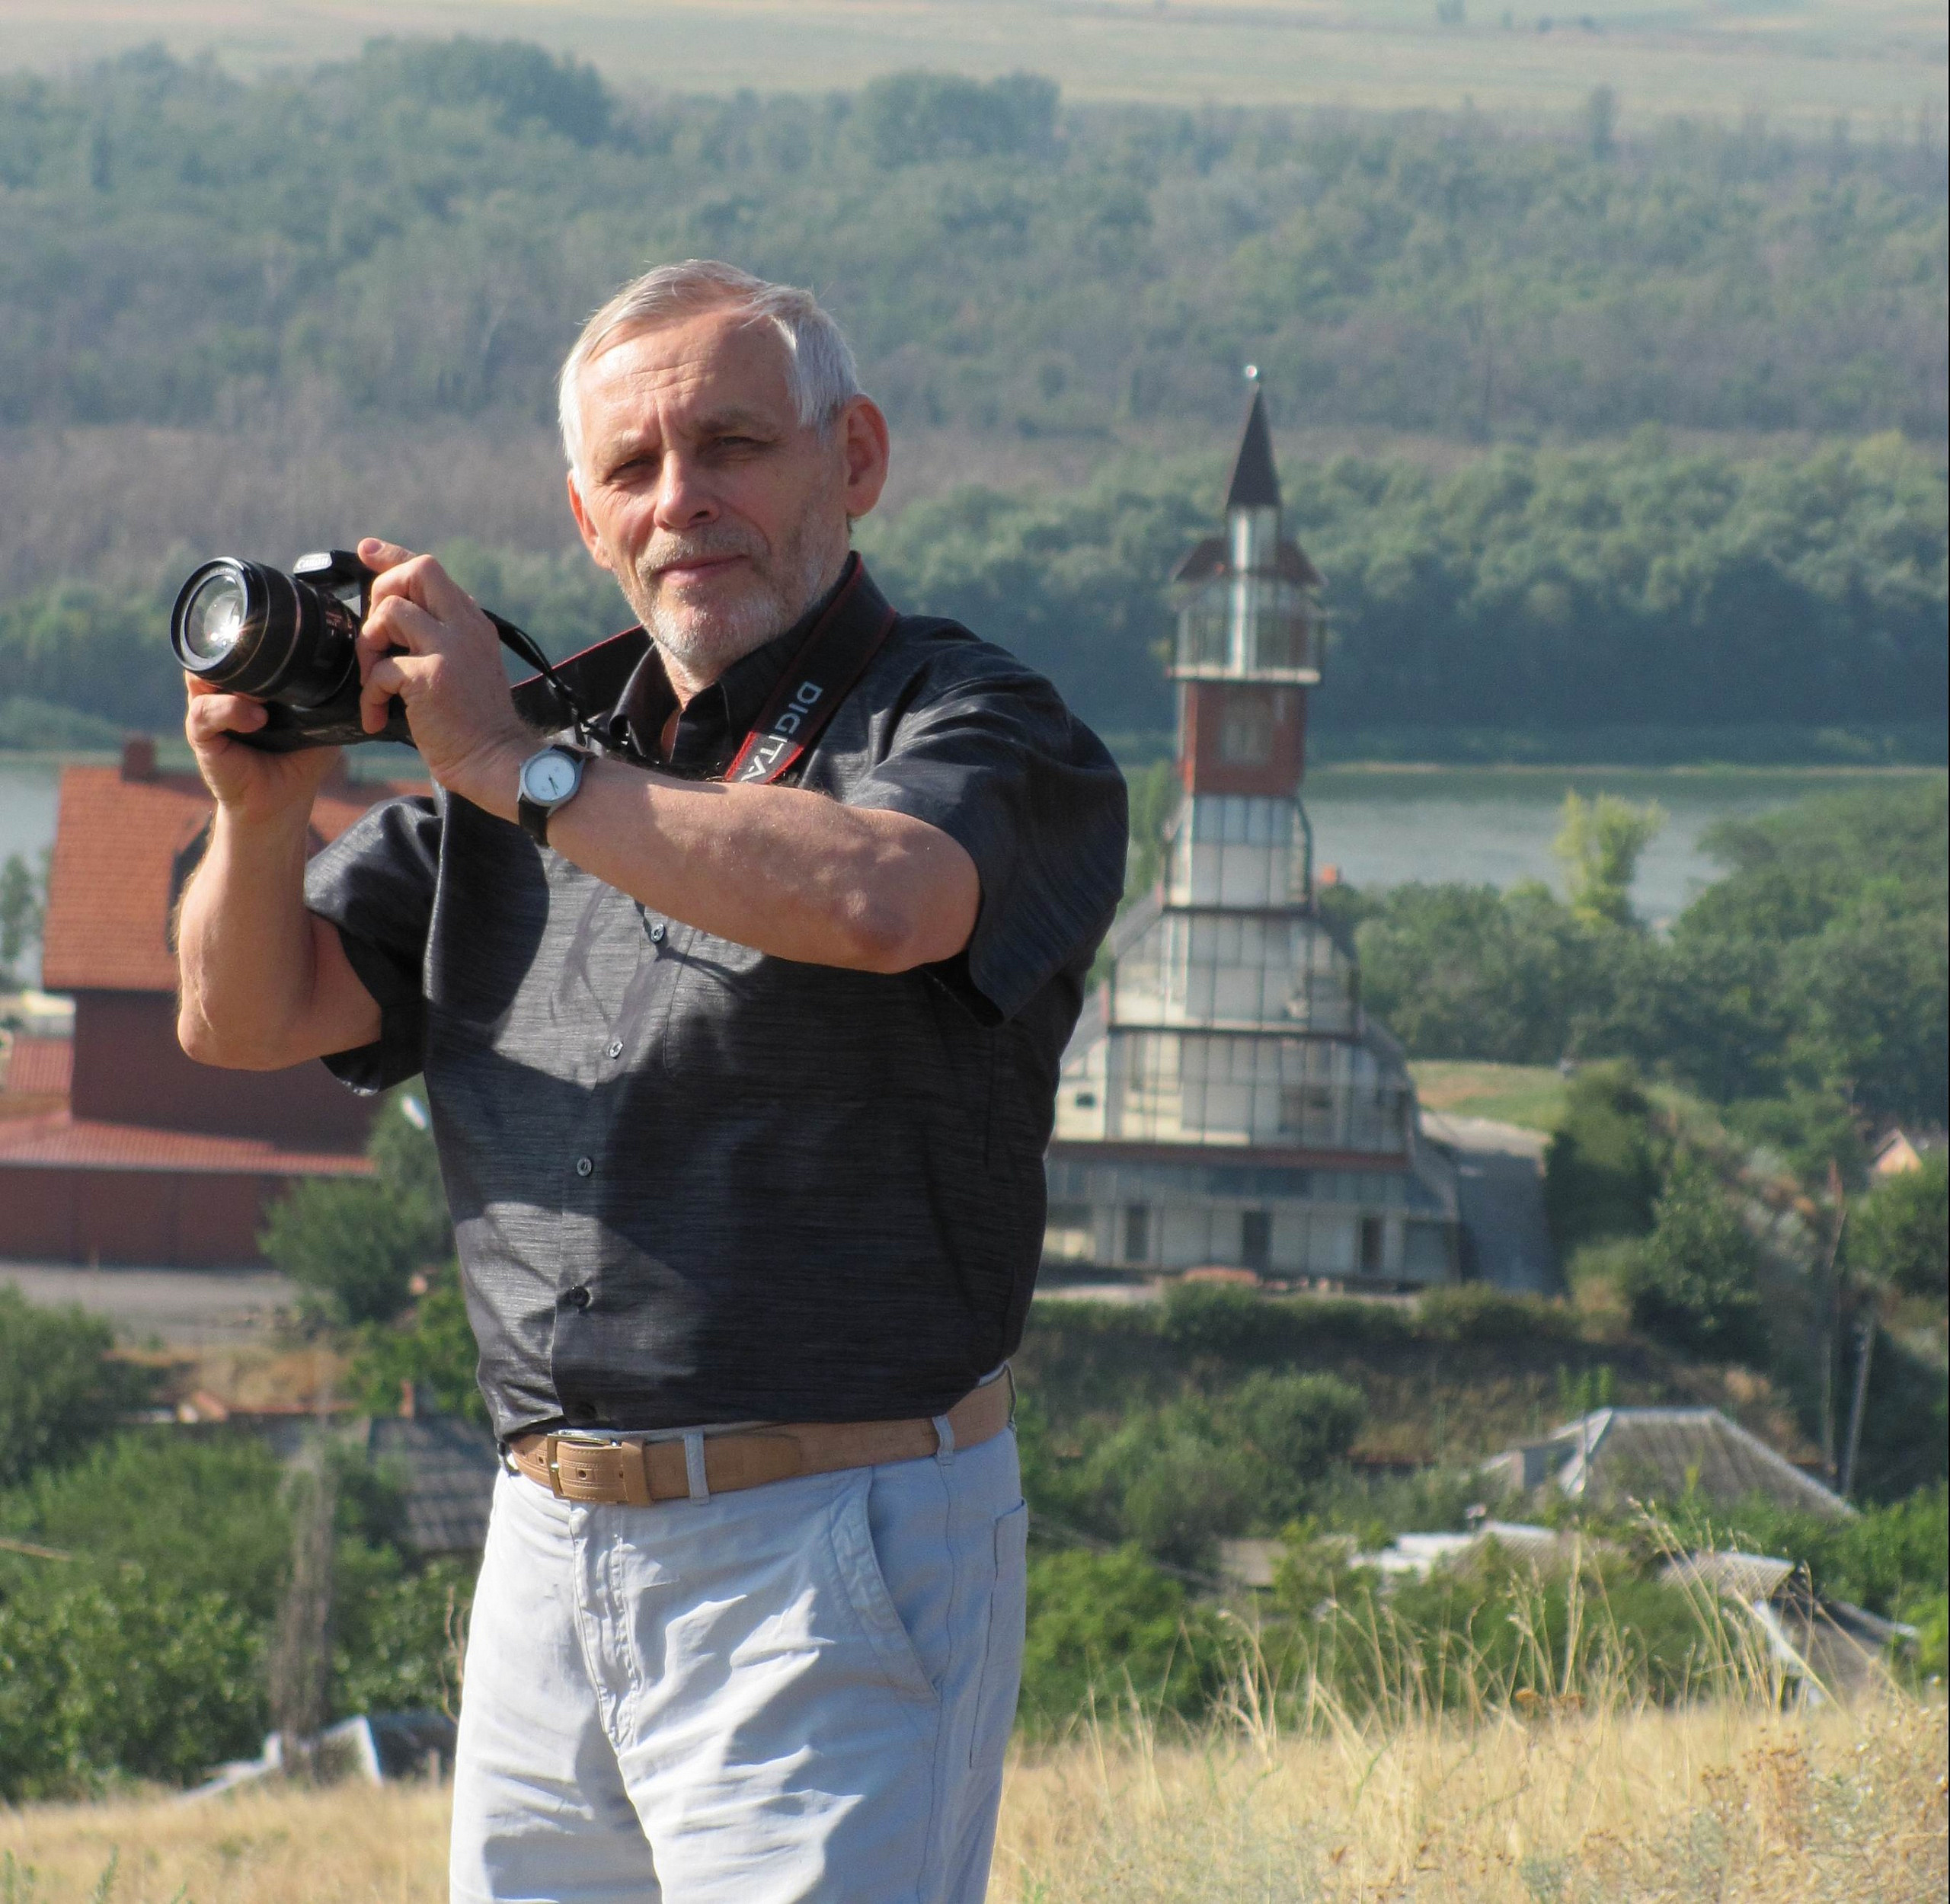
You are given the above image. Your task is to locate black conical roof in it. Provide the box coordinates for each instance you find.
[1224,387,1281,511]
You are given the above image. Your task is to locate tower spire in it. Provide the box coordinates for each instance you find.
[1224,382,1281,513]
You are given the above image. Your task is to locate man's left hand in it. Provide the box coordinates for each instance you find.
[356,538,534,817]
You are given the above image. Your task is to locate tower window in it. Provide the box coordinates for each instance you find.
[1124,1204,1151,1263]
[1242,1209,1271,1273]
[1218,693,1275,765]
[1280,1084,1336,1132]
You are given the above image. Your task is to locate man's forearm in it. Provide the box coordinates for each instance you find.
[534,756,979,973]
[177,807,361,1067]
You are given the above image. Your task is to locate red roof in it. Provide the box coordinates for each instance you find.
[1,1034,72,1099]
[42,744,423,995]
[0,1110,376,1177]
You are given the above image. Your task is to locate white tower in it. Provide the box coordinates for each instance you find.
[1047,383,1459,1283]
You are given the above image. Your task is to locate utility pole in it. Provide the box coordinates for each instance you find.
[1838,1315,1876,1502]
[270,1433,337,1778]
[1816,1162,1846,1483]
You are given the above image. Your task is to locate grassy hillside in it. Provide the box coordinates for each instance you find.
[3,0,1942,126]
[1,1698,1940,1903]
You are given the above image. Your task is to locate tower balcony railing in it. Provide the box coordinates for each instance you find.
[1171,576,1321,682]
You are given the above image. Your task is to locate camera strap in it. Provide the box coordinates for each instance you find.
[509,556,897,784]
[721,557,897,787]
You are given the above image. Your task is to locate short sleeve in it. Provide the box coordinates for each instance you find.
[302,794,443,1094]
[847,659,1128,1024]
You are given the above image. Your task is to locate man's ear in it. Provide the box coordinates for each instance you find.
[566,470,616,574]
[838,397,890,521]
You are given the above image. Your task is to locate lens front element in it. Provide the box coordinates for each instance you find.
[179,568,249,663]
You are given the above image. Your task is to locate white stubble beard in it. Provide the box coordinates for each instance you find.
[619,490,848,692]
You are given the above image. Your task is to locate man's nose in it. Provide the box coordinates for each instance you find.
[653,453,717,531]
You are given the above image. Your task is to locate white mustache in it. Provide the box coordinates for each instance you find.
[644,533,763,574]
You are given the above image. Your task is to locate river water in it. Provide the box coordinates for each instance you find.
[1,757,1936,986]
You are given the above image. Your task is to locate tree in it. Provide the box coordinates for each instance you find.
[0,848,47,985]
[1622,1152,1766,1359]
[259,1089,452,1326]
[1543,1061,1662,1254]
[1554,792,1664,929]
[1586,84,1618,161]
[1846,1152,1948,1299]
[0,1289,153,1488]
[347,1259,488,1423]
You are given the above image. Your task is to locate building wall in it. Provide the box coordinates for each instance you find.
[1178,682,1306,797]
[0,1167,288,1266]
[72,989,372,1149]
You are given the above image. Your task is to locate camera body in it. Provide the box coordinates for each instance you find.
[171,548,410,751]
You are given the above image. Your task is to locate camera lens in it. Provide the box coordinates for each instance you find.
[179,567,249,663]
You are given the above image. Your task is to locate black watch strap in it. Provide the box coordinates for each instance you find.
[516,746,587,848]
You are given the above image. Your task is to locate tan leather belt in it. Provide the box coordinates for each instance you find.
[508,1372,1013,1506]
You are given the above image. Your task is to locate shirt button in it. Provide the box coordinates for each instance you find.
[574,1155,594,1178]
[607,1040,624,1059]
[563,1285,592,1310]
[649,923,667,944]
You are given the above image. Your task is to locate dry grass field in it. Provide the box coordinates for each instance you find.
[2,1695,1942,1902]
[1,0,1942,128]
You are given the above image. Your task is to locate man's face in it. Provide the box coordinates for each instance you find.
[566,305,888,692]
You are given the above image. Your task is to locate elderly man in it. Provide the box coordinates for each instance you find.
[175,260,1127,1902]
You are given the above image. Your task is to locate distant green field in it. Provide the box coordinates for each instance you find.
[1410,1060,1568,1131]
[5,0,1943,127]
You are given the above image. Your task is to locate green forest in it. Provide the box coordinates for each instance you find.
[0,40,1945,755]
[4,45,1942,440]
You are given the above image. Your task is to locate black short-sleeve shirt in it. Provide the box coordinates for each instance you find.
[302,562,1127,1441]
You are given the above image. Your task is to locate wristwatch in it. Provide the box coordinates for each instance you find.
[516,745,589,847]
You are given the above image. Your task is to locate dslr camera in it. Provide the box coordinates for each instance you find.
[171,550,583,752]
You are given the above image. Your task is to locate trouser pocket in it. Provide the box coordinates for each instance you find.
[829,1471,941,1711]
[970,1500,1028,1768]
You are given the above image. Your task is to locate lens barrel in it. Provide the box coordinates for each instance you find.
[169,557,361,709]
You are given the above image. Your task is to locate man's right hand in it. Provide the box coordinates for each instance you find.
[184,675,342,821]
[177,673,384,1071]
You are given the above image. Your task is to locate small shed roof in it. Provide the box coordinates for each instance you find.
[1546,1407,1851,1520]
[363,1414,501,1555]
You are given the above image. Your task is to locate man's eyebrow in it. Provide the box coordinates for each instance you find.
[689,406,786,438]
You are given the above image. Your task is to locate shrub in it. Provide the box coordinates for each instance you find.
[1214,1372,1367,1529]
[0,1564,262,1799]
[1543,1061,1662,1254]
[1417,1285,1577,1343]
[1158,1280,1268,1356]
[0,1290,154,1489]
[331,1557,473,1719]
[1114,1432,1263,1571]
[1018,1545,1221,1733]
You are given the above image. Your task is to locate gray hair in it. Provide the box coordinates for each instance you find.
[557,260,862,471]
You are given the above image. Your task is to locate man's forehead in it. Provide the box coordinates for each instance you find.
[580,307,795,436]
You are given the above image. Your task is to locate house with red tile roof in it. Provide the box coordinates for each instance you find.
[0,736,422,1266]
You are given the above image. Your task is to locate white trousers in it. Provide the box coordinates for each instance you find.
[449,1423,1028,1904]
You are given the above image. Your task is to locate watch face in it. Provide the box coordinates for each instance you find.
[525,751,580,803]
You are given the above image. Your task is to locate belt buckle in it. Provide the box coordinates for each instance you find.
[542,1432,617,1500]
